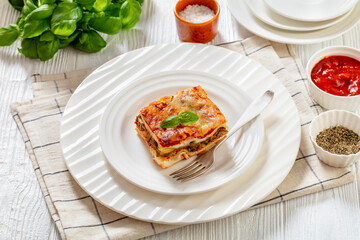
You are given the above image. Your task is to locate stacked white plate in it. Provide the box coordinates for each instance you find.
[227,0,360,44]
[60,43,301,224]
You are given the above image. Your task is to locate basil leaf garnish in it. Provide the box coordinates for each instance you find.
[178,112,199,125]
[160,112,199,128]
[160,116,180,128]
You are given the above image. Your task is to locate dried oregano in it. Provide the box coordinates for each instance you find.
[316,126,360,155]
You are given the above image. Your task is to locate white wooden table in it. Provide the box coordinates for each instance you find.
[1,0,360,239]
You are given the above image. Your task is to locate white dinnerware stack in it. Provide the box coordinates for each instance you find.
[248,0,357,32]
[227,0,360,44]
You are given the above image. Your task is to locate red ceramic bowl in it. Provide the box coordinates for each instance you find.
[174,0,220,43]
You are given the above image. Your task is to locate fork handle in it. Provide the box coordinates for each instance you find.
[215,90,274,151]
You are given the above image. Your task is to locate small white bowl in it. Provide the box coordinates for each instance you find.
[306,46,360,111]
[309,110,360,168]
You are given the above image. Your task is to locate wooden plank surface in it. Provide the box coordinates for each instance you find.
[0,0,359,239]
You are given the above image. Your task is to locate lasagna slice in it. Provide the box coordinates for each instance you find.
[135,86,228,168]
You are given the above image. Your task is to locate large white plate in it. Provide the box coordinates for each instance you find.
[99,71,264,195]
[60,43,300,224]
[227,0,360,44]
[264,0,357,22]
[246,0,353,32]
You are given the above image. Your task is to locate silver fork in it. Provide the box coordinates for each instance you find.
[169,90,275,182]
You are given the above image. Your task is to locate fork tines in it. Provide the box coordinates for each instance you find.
[170,161,207,181]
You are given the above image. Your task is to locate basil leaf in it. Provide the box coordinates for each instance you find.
[0,24,19,46]
[19,19,49,38]
[22,0,37,17]
[105,2,122,17]
[50,2,82,37]
[178,112,199,125]
[120,0,141,29]
[160,116,180,128]
[18,37,39,59]
[93,0,108,12]
[37,31,59,61]
[59,30,79,49]
[89,13,122,35]
[39,30,55,41]
[25,4,57,21]
[8,0,24,11]
[71,30,106,53]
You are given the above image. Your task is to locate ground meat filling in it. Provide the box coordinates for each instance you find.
[136,115,227,157]
[186,127,227,152]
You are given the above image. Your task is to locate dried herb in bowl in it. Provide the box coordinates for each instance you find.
[316,126,360,155]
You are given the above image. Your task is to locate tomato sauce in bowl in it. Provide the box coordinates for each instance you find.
[311,55,360,96]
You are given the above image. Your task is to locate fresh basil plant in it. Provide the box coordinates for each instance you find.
[0,0,143,61]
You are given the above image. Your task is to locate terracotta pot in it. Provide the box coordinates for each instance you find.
[174,0,220,43]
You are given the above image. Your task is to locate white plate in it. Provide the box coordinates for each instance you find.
[99,70,264,195]
[60,43,300,224]
[246,0,353,31]
[227,0,360,44]
[264,0,357,22]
